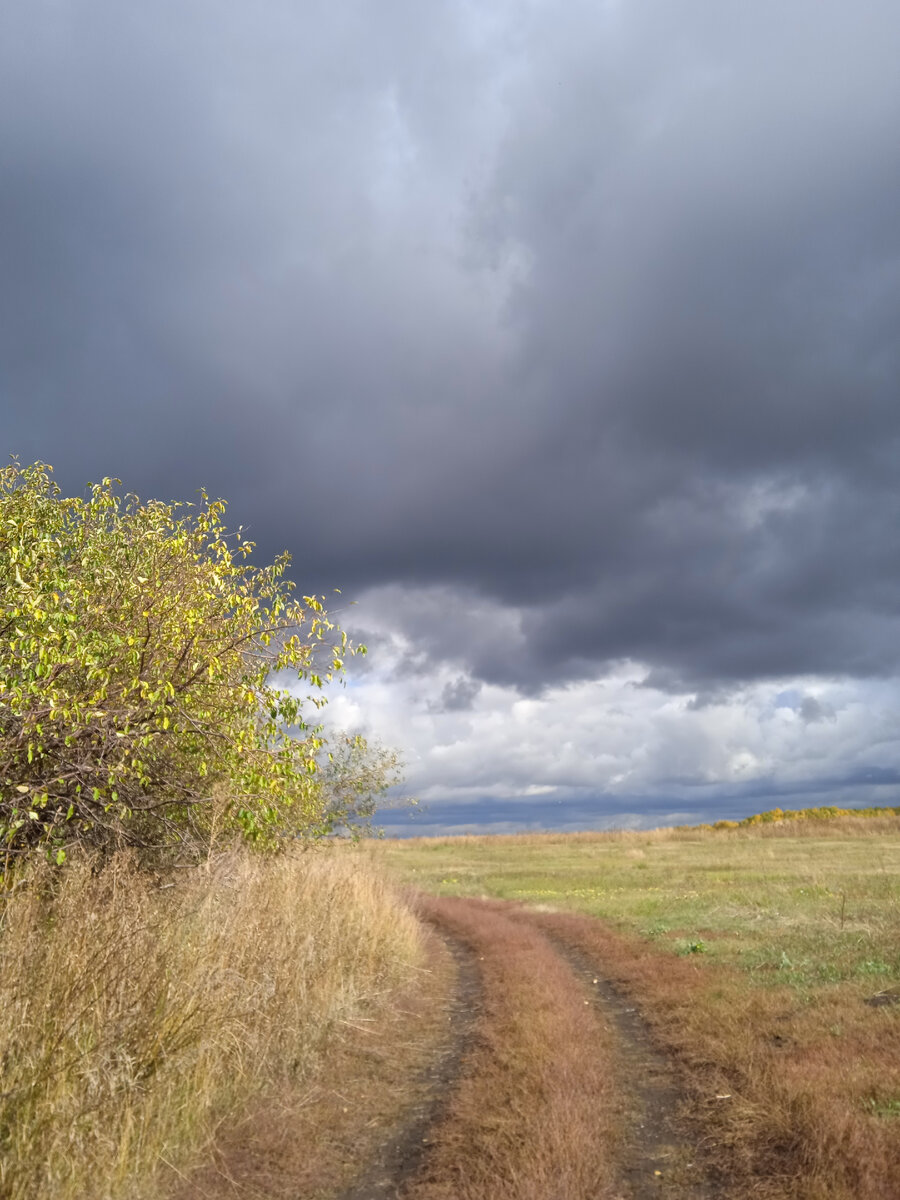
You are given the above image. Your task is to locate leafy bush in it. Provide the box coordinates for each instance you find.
[0,460,377,861]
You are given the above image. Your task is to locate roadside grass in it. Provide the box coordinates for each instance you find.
[0,850,422,1200]
[369,817,900,1198]
[167,927,458,1200]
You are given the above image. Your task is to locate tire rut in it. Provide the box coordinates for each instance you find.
[343,897,719,1200]
[531,920,715,1199]
[338,931,482,1200]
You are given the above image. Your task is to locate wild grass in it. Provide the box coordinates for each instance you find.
[371,816,900,1197]
[0,850,422,1200]
[376,818,900,990]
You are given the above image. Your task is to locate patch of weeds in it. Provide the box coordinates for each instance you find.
[642,921,671,939]
[677,938,707,955]
[815,961,844,983]
[864,1096,900,1119]
[857,960,893,977]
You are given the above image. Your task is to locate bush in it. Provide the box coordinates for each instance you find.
[0,460,377,862]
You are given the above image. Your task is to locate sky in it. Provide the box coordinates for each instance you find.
[3,1,900,834]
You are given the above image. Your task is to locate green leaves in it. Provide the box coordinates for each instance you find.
[0,459,367,861]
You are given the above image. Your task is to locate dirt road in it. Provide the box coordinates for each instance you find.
[342,896,717,1200]
[170,897,725,1199]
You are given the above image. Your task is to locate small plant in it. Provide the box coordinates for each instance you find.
[858,960,892,976]
[678,938,706,955]
[864,1096,900,1119]
[643,921,671,939]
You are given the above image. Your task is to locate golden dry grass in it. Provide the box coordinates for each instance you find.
[394,812,900,850]
[0,850,422,1200]
[165,926,460,1200]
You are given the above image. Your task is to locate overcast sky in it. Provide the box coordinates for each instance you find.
[4,1,900,833]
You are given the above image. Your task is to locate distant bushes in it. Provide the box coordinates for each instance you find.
[707,805,900,832]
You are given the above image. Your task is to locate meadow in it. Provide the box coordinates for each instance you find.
[3,814,899,1199]
[374,816,900,994]
[369,814,900,1196]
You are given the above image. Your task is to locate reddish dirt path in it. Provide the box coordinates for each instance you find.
[513,909,715,1199]
[361,895,717,1200]
[168,897,722,1199]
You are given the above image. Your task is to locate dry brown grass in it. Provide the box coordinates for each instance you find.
[165,926,459,1200]
[405,895,621,1200]
[525,907,900,1199]
[0,850,422,1200]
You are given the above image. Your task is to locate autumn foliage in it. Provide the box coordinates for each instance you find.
[0,460,376,862]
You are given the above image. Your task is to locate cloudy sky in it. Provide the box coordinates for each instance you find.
[4,1,900,833]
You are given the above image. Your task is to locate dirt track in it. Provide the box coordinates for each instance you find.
[340,933,482,1200]
[341,896,717,1200]
[169,897,722,1200]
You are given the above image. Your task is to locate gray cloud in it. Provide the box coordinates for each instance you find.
[4,0,900,715]
[431,675,482,713]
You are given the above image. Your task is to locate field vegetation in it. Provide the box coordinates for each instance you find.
[0,464,423,1199]
[383,814,900,990]
[373,814,900,1197]
[0,849,421,1200]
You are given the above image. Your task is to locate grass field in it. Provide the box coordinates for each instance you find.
[368,815,900,1197]
[374,818,900,993]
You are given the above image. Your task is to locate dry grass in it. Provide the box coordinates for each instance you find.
[374,822,900,1199]
[525,906,900,1199]
[393,812,900,850]
[0,850,422,1200]
[166,926,459,1200]
[405,895,621,1200]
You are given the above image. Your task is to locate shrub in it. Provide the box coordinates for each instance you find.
[0,460,372,862]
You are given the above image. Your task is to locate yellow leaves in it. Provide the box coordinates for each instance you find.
[1,459,366,856]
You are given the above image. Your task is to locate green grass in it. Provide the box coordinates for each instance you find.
[364,818,900,1197]
[370,823,900,997]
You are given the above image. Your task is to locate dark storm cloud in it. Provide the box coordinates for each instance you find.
[4,1,900,694]
[430,676,482,713]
